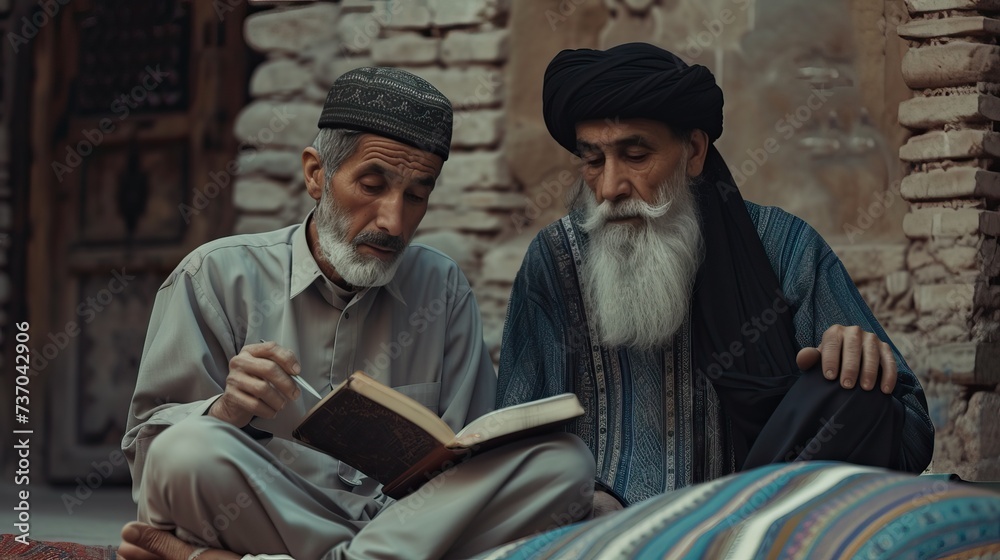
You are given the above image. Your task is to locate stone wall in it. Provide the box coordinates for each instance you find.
[895,0,1000,479]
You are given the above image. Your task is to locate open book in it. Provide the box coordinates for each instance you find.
[292,371,584,499]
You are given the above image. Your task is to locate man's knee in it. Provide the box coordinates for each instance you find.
[146,416,245,482]
[527,433,595,523]
[528,433,596,488]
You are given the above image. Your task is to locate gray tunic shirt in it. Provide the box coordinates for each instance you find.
[123,214,497,509]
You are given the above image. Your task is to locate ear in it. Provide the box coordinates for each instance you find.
[302,147,325,202]
[686,129,710,178]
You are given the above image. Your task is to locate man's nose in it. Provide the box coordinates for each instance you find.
[596,160,632,204]
[374,195,405,237]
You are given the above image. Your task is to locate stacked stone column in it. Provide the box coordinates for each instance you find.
[897,0,1000,478]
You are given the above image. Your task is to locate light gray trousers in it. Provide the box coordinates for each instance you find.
[137,416,595,560]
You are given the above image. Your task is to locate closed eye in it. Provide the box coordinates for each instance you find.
[359,180,385,195]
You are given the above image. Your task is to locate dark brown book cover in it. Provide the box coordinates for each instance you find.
[292,386,446,487]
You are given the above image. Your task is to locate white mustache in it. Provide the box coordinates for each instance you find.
[581,195,673,233]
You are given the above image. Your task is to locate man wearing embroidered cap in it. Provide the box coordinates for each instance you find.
[119,67,594,560]
[497,43,934,513]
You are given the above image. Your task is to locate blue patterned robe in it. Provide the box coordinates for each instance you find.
[497,202,935,506]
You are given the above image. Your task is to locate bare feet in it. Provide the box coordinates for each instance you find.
[117,522,241,560]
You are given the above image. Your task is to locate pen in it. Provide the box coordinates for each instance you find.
[260,339,323,399]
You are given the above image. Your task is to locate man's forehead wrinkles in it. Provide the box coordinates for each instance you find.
[577,134,654,152]
[358,157,437,186]
[358,144,438,177]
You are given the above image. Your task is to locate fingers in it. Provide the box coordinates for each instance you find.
[230,344,301,401]
[243,341,301,400]
[858,333,881,391]
[796,347,821,371]
[252,340,302,376]
[820,327,843,381]
[819,325,899,393]
[224,367,288,416]
[118,522,193,560]
[211,343,303,426]
[879,342,898,394]
[836,326,864,389]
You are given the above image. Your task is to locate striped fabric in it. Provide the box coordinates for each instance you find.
[478,462,1000,560]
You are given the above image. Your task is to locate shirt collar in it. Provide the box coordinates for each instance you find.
[289,210,407,306]
[289,211,325,300]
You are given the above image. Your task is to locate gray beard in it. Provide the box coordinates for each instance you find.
[578,168,704,350]
[313,191,405,288]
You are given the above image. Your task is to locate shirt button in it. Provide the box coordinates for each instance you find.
[344,312,350,319]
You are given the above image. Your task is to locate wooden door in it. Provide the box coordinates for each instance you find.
[27,0,247,483]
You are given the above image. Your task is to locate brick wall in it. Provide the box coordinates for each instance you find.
[895,0,1000,479]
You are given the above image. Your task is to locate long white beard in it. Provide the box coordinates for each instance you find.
[579,166,704,350]
[313,191,406,288]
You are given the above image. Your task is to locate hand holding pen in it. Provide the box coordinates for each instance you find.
[206,339,318,428]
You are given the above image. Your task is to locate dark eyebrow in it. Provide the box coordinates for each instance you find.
[575,135,655,154]
[361,163,435,189]
[413,174,436,189]
[614,135,654,150]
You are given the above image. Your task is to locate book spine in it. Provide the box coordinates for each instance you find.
[382,446,470,500]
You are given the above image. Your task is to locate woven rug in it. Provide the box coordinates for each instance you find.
[0,534,116,559]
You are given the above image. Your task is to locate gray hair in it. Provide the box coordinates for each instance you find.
[312,128,363,186]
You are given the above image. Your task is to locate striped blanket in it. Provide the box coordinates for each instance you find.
[479,462,1000,560]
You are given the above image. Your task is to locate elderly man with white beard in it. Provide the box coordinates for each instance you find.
[119,67,595,560]
[497,43,935,514]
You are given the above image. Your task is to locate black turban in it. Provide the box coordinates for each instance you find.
[542,43,724,153]
[542,43,910,477]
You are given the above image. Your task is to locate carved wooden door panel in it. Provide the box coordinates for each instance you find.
[28,0,246,483]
